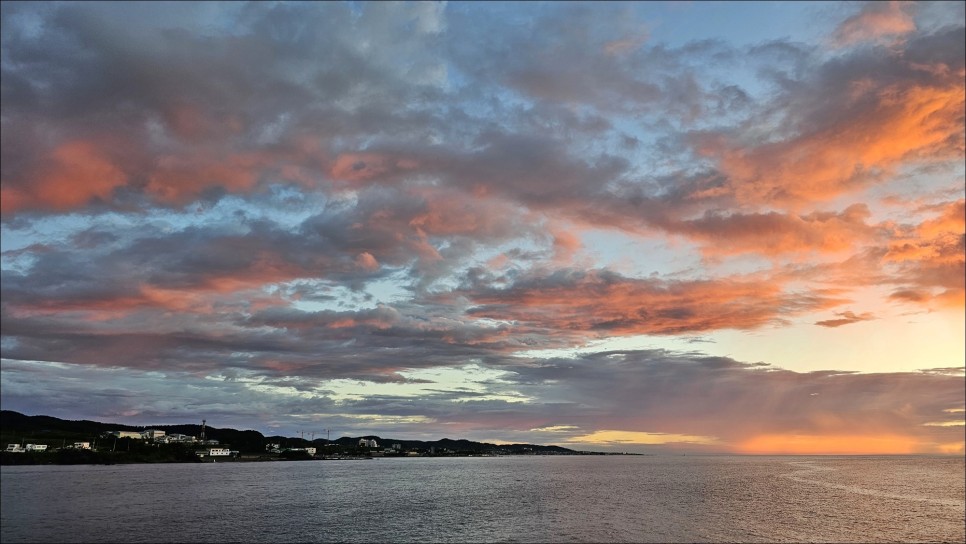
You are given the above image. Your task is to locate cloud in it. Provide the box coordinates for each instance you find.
[668,204,877,256]
[0,1,450,214]
[355,252,380,272]
[815,311,876,328]
[3,349,962,453]
[922,421,965,427]
[832,1,917,47]
[884,199,966,308]
[457,268,847,337]
[565,430,720,446]
[446,4,678,114]
[683,25,963,210]
[499,350,965,453]
[0,141,127,214]
[529,425,580,433]
[329,153,420,185]
[2,3,960,276]
[692,80,963,207]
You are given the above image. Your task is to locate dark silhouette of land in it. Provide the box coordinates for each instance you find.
[1,410,618,465]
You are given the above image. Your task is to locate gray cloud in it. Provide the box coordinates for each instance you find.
[2,350,962,452]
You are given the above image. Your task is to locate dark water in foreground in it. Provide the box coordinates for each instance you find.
[2,455,963,543]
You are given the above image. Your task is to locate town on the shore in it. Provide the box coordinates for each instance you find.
[1,410,626,465]
[5,430,557,459]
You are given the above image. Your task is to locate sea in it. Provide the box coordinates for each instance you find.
[1,455,963,543]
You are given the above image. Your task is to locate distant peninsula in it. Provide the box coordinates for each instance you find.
[1,410,624,465]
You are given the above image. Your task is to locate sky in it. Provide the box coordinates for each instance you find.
[1,0,964,455]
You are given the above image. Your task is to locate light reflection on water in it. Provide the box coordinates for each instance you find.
[2,455,963,543]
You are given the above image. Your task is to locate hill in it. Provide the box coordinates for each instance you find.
[1,410,582,456]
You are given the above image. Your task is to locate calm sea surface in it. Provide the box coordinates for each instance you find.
[1,455,963,543]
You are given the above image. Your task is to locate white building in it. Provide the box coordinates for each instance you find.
[207,448,231,456]
[25,444,47,452]
[141,429,166,440]
[109,431,142,439]
[5,444,24,453]
[358,438,379,448]
[282,447,317,456]
[72,442,91,449]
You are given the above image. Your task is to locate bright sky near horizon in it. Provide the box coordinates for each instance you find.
[1,0,963,454]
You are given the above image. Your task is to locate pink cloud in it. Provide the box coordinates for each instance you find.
[832,1,917,47]
[1,141,126,214]
[355,252,380,272]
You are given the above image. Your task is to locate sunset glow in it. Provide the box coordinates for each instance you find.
[737,434,922,455]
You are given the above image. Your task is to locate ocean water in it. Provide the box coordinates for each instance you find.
[1,455,963,543]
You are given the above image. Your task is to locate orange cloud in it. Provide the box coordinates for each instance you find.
[464,270,847,337]
[815,311,875,328]
[674,204,876,256]
[916,199,966,238]
[696,83,964,206]
[884,199,965,309]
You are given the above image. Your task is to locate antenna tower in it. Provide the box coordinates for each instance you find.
[200,419,206,443]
